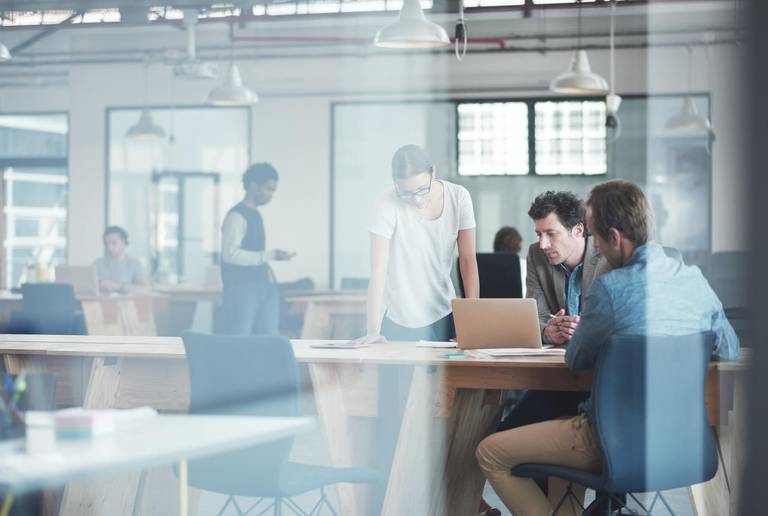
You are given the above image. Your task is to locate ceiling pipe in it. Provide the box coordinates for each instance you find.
[0,37,741,69]
[226,19,508,48]
[0,0,737,32]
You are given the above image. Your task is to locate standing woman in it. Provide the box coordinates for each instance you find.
[357,144,479,343]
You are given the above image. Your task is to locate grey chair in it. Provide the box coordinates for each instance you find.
[511,333,718,515]
[12,283,85,335]
[181,331,380,516]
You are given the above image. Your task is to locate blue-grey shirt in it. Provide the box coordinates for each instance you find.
[561,262,584,316]
[566,243,740,419]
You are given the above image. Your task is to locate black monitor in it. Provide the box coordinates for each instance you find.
[458,253,522,299]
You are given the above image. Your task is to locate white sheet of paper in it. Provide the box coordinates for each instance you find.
[417,341,458,349]
[466,347,566,358]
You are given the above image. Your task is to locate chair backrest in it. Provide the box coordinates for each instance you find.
[17,283,81,334]
[459,253,522,299]
[593,333,718,493]
[181,331,300,493]
[21,283,78,313]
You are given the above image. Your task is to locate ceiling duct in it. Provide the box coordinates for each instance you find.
[172,8,216,80]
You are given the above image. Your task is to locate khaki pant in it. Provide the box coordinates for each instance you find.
[476,415,602,516]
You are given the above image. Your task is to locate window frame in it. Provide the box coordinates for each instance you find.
[454,93,712,178]
[456,96,612,177]
[0,111,70,289]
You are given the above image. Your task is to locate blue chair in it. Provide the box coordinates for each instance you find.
[511,333,718,515]
[11,283,85,335]
[181,331,380,516]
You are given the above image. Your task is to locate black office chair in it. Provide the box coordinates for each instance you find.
[181,331,379,516]
[511,333,718,515]
[11,283,85,335]
[458,254,522,298]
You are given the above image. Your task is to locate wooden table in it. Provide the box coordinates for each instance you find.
[150,287,366,336]
[0,292,157,337]
[0,335,749,516]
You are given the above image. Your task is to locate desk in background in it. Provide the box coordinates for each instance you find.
[285,294,366,339]
[152,285,366,336]
[0,335,748,516]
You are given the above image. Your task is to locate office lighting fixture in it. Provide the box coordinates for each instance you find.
[454,0,468,61]
[126,60,165,140]
[605,0,622,140]
[664,47,713,135]
[550,0,608,94]
[126,109,166,140]
[374,0,450,49]
[0,41,11,63]
[208,64,257,106]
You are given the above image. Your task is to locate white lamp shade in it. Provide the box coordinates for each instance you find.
[208,64,258,106]
[0,42,11,63]
[550,50,609,95]
[664,97,712,134]
[374,0,450,49]
[126,109,166,140]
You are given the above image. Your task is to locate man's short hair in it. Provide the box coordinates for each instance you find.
[586,180,651,245]
[527,191,586,231]
[242,163,279,190]
[493,226,523,254]
[103,225,129,244]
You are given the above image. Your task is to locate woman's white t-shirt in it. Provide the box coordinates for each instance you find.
[369,180,476,328]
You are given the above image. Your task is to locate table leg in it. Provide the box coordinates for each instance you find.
[690,373,746,516]
[307,362,378,516]
[300,302,331,339]
[58,358,140,516]
[381,366,503,516]
[58,358,191,516]
[179,459,188,516]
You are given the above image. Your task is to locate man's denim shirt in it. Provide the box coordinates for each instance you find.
[565,243,740,419]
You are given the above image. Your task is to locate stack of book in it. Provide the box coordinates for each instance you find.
[54,407,157,439]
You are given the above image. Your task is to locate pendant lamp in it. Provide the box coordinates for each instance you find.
[127,61,165,140]
[605,0,622,140]
[550,0,608,95]
[208,64,258,106]
[374,0,450,49]
[664,47,713,135]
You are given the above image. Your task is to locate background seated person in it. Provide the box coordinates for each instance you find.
[493,226,523,255]
[493,225,525,296]
[476,179,739,516]
[93,226,149,294]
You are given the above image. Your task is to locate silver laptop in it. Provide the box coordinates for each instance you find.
[452,298,543,350]
[55,265,100,297]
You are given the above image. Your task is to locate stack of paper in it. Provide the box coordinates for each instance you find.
[55,407,157,439]
[466,347,566,358]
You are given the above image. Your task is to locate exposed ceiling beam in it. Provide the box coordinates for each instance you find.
[9,10,82,54]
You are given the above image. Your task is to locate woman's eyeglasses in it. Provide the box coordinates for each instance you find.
[395,179,432,200]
